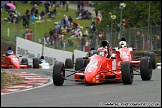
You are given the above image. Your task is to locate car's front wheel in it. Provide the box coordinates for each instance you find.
[121,61,133,85]
[53,62,65,86]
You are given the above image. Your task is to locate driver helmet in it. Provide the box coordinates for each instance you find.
[100,40,110,48]
[7,47,13,55]
[119,41,127,48]
[97,47,108,57]
[40,56,45,63]
[7,50,13,55]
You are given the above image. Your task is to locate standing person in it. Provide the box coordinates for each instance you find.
[65,1,69,12]
[62,1,66,11]
[136,31,143,50]
[77,1,81,12]
[44,1,50,14]
[80,1,84,9]
[51,6,56,18]
[156,35,161,51]
[95,8,98,17]
[81,37,86,51]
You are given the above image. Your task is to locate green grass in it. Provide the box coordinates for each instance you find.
[1,2,93,52]
[1,71,26,90]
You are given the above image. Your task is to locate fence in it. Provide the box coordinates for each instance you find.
[88,25,161,52]
[1,22,42,43]
[1,21,161,52]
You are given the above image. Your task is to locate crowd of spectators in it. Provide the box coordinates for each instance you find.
[2,1,95,51]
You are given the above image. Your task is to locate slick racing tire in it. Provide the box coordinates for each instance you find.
[149,52,156,69]
[33,58,39,68]
[21,58,28,65]
[75,57,85,71]
[140,57,152,80]
[143,51,149,56]
[143,51,156,69]
[65,58,73,69]
[121,61,133,85]
[53,62,65,86]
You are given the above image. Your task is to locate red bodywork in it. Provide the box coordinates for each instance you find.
[74,47,139,84]
[1,54,28,69]
[74,54,122,84]
[115,47,140,68]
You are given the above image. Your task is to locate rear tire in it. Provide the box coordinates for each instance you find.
[53,62,65,86]
[140,57,152,80]
[143,51,149,56]
[65,58,73,69]
[33,58,39,68]
[21,58,28,65]
[149,52,156,69]
[75,57,85,71]
[121,61,133,85]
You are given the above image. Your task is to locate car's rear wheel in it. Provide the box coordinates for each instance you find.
[140,57,152,80]
[121,61,133,85]
[53,62,65,86]
[75,57,85,71]
[21,58,28,66]
[33,58,39,68]
[65,58,73,69]
[149,52,156,69]
[143,51,149,56]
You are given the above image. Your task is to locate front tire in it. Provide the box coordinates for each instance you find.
[121,61,133,85]
[140,57,152,80]
[53,62,65,86]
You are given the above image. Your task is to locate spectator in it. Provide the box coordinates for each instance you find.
[81,37,86,51]
[91,19,96,31]
[65,1,69,12]
[156,35,161,50]
[80,1,85,9]
[40,10,46,22]
[35,8,39,17]
[44,1,50,14]
[51,6,56,18]
[26,9,30,15]
[77,1,81,12]
[136,31,143,50]
[30,13,35,24]
[49,28,54,37]
[31,4,37,16]
[68,16,73,25]
[22,14,29,28]
[66,39,74,47]
[95,8,98,17]
[61,1,66,11]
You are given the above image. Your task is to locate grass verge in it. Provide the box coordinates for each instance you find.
[1,70,26,90]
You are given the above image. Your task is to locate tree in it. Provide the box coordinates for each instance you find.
[93,1,161,31]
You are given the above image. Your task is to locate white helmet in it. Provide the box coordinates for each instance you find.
[119,41,127,48]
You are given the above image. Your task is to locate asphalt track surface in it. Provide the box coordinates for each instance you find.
[1,3,161,107]
[1,68,161,107]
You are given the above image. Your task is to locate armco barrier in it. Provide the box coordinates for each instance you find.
[16,37,87,67]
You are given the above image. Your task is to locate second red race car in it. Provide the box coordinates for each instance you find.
[1,47,28,69]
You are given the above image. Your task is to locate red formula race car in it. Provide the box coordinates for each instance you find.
[53,40,140,86]
[1,54,28,69]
